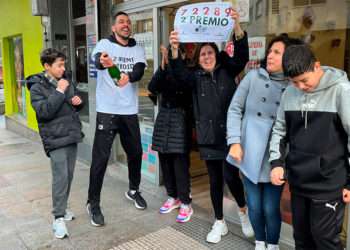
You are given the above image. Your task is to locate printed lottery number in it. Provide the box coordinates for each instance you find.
[203,7,209,15]
[214,7,220,16]
[225,7,232,17]
[180,6,232,17]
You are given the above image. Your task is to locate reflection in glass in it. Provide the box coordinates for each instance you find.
[13,37,26,118]
[130,12,155,124]
[73,24,89,122]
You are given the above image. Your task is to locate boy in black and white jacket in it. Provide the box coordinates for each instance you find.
[269,44,350,250]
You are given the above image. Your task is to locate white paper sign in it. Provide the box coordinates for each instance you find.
[245,36,266,72]
[248,36,266,60]
[174,2,235,43]
[232,0,250,23]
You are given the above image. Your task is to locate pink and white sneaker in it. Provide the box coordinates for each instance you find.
[159,197,181,214]
[176,204,193,223]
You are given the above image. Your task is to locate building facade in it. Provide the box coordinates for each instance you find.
[0,1,44,134]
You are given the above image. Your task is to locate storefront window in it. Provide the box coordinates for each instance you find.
[115,10,158,183]
[130,11,155,124]
[72,0,89,123]
[72,0,86,19]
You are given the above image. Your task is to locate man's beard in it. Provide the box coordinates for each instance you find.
[115,31,130,41]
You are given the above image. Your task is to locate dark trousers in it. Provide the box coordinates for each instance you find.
[158,153,191,205]
[291,193,345,250]
[88,113,142,207]
[242,176,283,244]
[205,160,246,220]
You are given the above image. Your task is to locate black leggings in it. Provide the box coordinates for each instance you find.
[205,160,246,220]
[158,153,191,204]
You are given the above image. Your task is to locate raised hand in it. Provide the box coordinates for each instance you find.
[169,31,180,59]
[160,45,169,70]
[230,8,243,37]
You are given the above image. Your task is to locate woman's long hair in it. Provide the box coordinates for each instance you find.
[260,33,304,69]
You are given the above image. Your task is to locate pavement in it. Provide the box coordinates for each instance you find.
[0,115,275,250]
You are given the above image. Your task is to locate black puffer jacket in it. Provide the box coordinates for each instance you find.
[27,73,84,156]
[148,65,192,154]
[170,33,249,160]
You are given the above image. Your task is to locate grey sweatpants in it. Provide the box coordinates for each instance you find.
[49,144,77,217]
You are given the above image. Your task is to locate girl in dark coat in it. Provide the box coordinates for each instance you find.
[148,45,193,223]
[169,9,253,243]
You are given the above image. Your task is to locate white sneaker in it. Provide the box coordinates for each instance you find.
[64,210,75,221]
[255,241,266,250]
[267,244,279,250]
[238,211,254,238]
[52,218,68,239]
[206,220,229,244]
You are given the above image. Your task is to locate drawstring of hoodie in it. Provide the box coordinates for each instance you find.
[301,94,309,129]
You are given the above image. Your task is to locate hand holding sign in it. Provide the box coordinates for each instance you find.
[169,31,180,59]
[174,2,236,43]
[160,45,169,70]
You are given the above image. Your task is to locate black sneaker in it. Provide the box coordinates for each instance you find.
[86,202,105,227]
[125,190,147,210]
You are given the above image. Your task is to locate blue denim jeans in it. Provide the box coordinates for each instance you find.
[242,176,283,244]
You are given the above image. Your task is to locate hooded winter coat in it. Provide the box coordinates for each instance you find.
[27,73,84,156]
[148,65,192,153]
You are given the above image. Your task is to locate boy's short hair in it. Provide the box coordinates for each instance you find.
[282,44,317,78]
[40,48,66,66]
[113,11,128,22]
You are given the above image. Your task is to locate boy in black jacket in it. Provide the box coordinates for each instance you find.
[269,44,350,250]
[27,48,84,239]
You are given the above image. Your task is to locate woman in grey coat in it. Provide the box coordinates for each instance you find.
[226,35,303,250]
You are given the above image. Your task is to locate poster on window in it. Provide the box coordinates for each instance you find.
[140,123,158,183]
[174,2,235,43]
[245,36,266,72]
[229,0,250,23]
[133,32,153,60]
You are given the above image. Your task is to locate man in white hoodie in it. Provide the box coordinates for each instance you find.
[269,44,350,250]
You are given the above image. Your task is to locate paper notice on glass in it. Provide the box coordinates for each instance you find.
[229,0,250,23]
[174,2,235,43]
[249,36,266,61]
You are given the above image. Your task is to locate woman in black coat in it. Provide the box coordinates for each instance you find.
[169,9,253,243]
[148,45,193,223]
